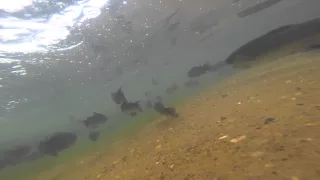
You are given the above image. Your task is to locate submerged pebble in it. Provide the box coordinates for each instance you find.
[230,135,246,143]
[264,117,277,124]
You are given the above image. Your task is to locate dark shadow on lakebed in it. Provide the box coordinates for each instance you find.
[225,17,320,68]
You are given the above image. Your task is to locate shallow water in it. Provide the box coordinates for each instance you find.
[14,51,320,180]
[1,0,320,179]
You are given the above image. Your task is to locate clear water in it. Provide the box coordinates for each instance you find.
[1,0,320,179]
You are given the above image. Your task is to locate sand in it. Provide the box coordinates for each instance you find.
[34,51,320,180]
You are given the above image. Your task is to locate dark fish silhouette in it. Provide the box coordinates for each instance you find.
[184,80,200,88]
[154,102,179,118]
[83,112,108,128]
[166,83,178,94]
[0,145,31,170]
[225,17,320,66]
[187,62,214,78]
[120,101,143,117]
[111,87,127,104]
[38,132,77,156]
[145,91,151,97]
[237,0,282,18]
[167,22,180,31]
[156,96,163,101]
[163,9,179,25]
[152,78,159,85]
[88,132,100,141]
[2,145,30,158]
[306,43,320,51]
[145,100,153,108]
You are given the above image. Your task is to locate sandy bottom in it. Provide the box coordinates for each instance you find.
[36,52,320,180]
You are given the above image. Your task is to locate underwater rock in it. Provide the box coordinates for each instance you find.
[264,117,277,124]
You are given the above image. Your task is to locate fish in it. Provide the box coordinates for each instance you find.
[111,87,127,104]
[184,80,200,88]
[120,101,143,117]
[187,62,214,78]
[88,132,100,141]
[38,132,77,156]
[225,17,320,66]
[83,112,108,128]
[2,145,31,158]
[153,102,179,118]
[145,91,151,97]
[166,83,178,94]
[152,78,159,85]
[156,96,163,101]
[306,43,320,51]
[167,22,180,31]
[0,145,31,170]
[145,100,153,108]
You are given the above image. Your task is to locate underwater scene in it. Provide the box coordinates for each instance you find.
[1,0,320,179]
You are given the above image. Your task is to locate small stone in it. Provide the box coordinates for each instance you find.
[265,163,273,167]
[220,116,227,121]
[219,135,229,140]
[230,135,246,143]
[156,145,162,150]
[251,151,264,157]
[264,117,277,124]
